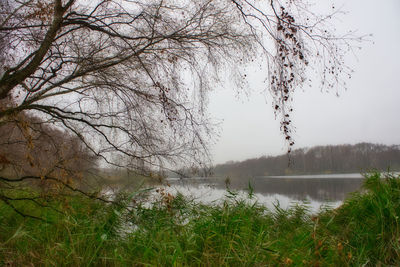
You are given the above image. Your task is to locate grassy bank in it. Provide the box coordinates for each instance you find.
[1,173,399,266]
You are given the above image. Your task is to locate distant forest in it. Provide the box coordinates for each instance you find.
[212,143,400,177]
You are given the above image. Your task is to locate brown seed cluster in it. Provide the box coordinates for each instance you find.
[155,82,178,123]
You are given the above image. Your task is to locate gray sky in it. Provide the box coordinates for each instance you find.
[209,0,400,164]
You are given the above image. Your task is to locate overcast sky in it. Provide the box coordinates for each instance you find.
[208,0,400,164]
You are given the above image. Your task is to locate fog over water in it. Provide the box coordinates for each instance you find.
[209,0,400,164]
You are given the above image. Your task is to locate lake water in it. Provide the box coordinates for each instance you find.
[162,174,365,212]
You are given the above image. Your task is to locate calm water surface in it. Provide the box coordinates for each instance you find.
[163,174,365,212]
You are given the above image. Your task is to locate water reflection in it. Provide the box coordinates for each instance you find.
[158,184,341,213]
[166,174,365,202]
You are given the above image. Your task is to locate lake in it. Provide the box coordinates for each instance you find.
[162,173,365,212]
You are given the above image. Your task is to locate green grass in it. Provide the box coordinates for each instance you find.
[0,172,399,266]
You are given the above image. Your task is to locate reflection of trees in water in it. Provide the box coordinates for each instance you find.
[250,178,364,201]
[173,177,364,202]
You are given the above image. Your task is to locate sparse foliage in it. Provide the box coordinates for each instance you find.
[0,0,362,216]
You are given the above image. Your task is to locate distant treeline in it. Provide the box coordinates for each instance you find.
[213,143,400,177]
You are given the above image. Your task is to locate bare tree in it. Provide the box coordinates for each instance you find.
[0,0,362,211]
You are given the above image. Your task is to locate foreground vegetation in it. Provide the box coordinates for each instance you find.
[1,173,399,266]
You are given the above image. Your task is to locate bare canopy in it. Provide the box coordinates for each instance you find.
[0,0,360,175]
